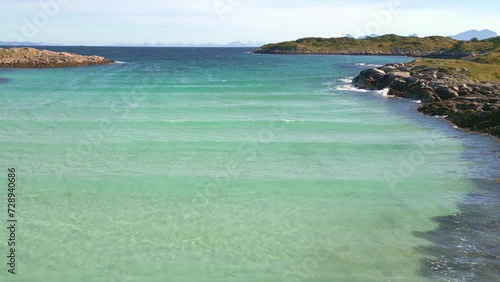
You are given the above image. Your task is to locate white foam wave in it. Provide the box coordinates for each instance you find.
[355,63,383,67]
[336,85,394,98]
[374,88,391,97]
[115,61,127,64]
[338,77,354,84]
[412,100,422,104]
[335,84,370,92]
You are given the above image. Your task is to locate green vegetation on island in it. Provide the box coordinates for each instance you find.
[408,58,500,83]
[254,35,500,83]
[255,34,499,57]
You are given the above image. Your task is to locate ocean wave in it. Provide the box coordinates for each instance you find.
[338,77,354,84]
[335,84,370,93]
[322,77,354,87]
[374,88,392,97]
[115,61,127,64]
[336,85,393,97]
[164,120,186,123]
[355,63,383,67]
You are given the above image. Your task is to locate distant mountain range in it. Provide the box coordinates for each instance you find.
[347,30,497,41]
[449,29,498,41]
[112,41,267,47]
[0,41,267,48]
[0,41,44,46]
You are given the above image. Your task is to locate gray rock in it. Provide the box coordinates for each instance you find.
[351,62,500,138]
[382,66,396,73]
[352,68,386,89]
[404,84,438,103]
[436,87,459,100]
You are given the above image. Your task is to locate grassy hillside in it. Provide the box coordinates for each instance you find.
[255,34,500,57]
[256,35,500,83]
[408,58,500,83]
[464,37,500,64]
[407,36,500,82]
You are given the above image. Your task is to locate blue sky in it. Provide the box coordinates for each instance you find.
[1,0,499,45]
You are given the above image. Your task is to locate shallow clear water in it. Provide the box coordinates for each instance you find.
[0,48,498,281]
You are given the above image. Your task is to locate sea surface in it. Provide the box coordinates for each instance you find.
[0,47,498,282]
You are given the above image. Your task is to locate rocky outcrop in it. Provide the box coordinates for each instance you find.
[352,64,500,138]
[0,48,114,68]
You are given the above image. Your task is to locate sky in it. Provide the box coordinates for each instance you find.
[1,0,499,45]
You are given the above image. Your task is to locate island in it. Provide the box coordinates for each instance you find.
[252,34,498,59]
[0,47,114,68]
[254,35,500,139]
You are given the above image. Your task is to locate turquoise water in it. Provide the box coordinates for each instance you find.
[0,48,498,281]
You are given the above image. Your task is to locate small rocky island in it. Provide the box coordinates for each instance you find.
[0,47,114,68]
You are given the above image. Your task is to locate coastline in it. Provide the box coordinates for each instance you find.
[351,62,500,140]
[252,49,474,59]
[346,58,500,280]
[2,46,498,281]
[253,35,500,139]
[415,119,500,280]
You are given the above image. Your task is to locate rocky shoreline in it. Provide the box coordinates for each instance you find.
[251,35,500,60]
[252,49,476,59]
[352,64,500,139]
[0,47,114,68]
